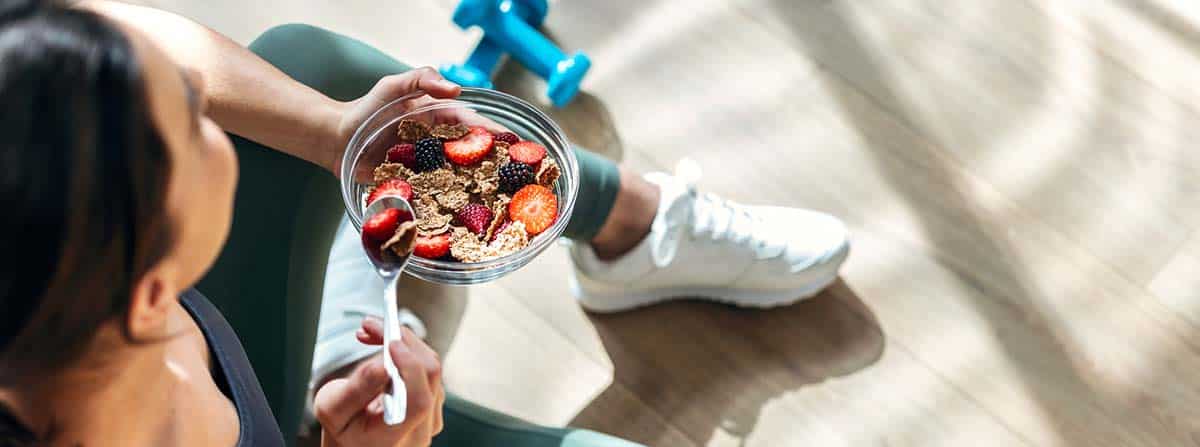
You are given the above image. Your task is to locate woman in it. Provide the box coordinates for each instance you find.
[1,0,847,444]
[0,1,443,445]
[0,1,650,446]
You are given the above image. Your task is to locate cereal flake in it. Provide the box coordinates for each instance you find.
[483,193,511,211]
[488,221,529,259]
[435,189,470,211]
[374,163,413,183]
[536,158,560,187]
[466,159,503,195]
[397,119,431,142]
[408,168,469,196]
[450,221,529,262]
[413,197,453,234]
[381,221,418,262]
[430,123,470,140]
[493,141,510,156]
[484,200,509,242]
[449,227,488,262]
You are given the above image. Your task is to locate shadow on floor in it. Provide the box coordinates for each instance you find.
[1116,0,1200,53]
[759,0,1200,443]
[572,280,885,446]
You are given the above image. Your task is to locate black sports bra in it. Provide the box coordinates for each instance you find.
[180,289,285,447]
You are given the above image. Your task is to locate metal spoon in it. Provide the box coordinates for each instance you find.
[360,195,416,426]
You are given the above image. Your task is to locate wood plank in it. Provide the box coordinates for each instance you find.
[1149,229,1200,328]
[1026,0,1200,120]
[571,383,699,447]
[742,0,1200,288]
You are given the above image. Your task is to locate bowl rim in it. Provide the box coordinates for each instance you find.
[340,87,580,277]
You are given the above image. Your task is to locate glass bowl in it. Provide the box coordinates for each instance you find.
[340,87,579,285]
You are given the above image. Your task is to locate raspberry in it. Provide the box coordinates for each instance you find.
[498,162,534,194]
[456,203,494,236]
[386,143,416,168]
[495,132,520,145]
[414,137,445,172]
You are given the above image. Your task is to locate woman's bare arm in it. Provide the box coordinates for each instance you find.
[81,1,459,174]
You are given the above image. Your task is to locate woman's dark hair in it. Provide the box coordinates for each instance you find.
[0,0,175,442]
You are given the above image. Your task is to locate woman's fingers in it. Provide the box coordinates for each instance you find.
[417,74,462,99]
[313,359,390,435]
[401,326,440,377]
[389,339,437,425]
[314,318,443,445]
[412,336,446,437]
[399,326,444,435]
[432,378,445,435]
[375,67,460,100]
[358,315,385,345]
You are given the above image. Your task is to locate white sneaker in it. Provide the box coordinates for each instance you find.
[568,160,850,313]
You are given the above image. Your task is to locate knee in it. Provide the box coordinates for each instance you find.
[249,23,333,55]
[247,23,343,91]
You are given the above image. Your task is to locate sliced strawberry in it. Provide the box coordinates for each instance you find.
[413,233,452,259]
[366,179,412,205]
[363,208,404,241]
[386,143,417,168]
[508,141,546,166]
[457,203,493,236]
[443,126,494,166]
[508,184,558,235]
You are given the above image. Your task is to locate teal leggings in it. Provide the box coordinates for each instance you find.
[196,23,635,447]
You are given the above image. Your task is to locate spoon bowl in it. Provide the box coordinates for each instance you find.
[361,195,416,278]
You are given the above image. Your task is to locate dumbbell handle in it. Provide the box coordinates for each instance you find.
[462,38,503,85]
[478,6,564,79]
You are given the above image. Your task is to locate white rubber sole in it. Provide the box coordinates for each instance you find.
[569,270,841,314]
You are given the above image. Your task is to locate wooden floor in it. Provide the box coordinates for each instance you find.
[139,0,1200,445]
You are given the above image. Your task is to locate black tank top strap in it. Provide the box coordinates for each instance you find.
[179,289,285,447]
[0,402,35,447]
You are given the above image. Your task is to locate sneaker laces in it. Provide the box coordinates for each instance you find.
[650,159,788,268]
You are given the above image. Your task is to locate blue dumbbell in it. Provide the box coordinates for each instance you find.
[439,0,591,107]
[438,0,546,90]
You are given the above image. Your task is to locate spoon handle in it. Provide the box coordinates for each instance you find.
[381,273,407,425]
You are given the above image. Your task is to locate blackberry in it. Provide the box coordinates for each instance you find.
[498,162,535,194]
[414,137,445,172]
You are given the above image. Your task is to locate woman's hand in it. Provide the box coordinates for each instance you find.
[313,316,444,447]
[331,67,461,174]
